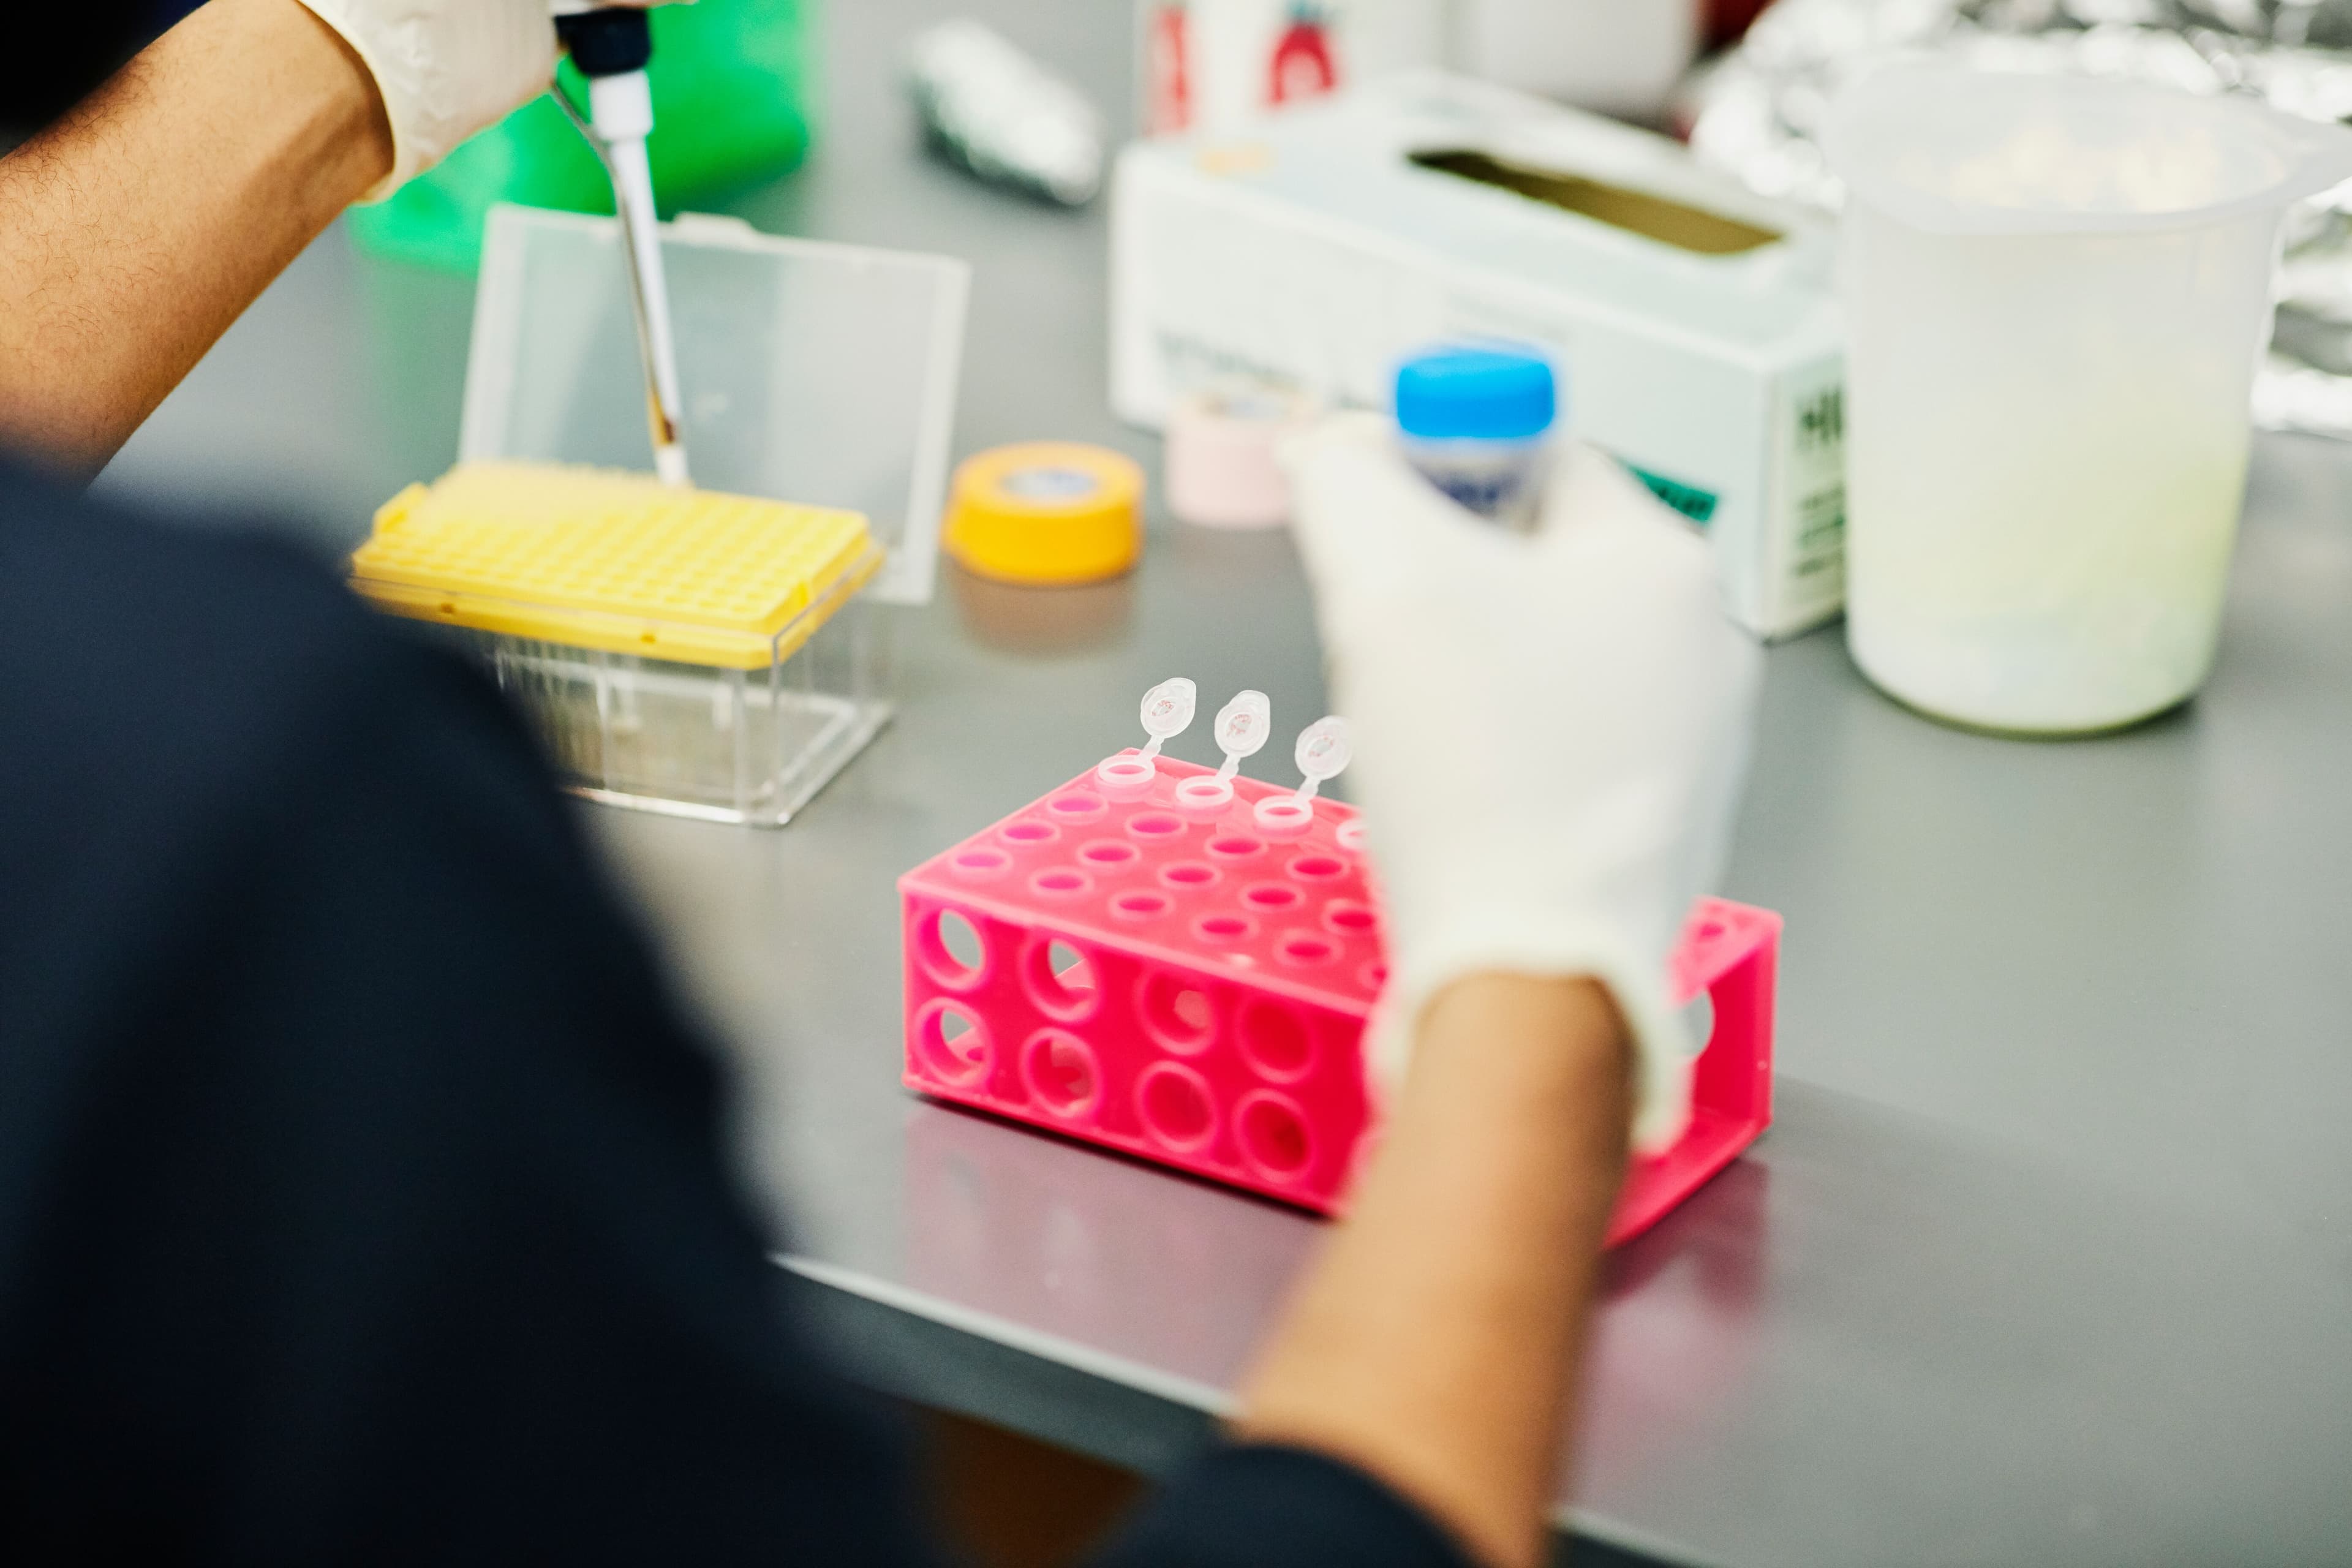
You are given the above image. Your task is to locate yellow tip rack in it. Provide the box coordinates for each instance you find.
[350,462,884,670]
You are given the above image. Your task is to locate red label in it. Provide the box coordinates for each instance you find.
[1268,17,1337,104]
[1147,4,1192,134]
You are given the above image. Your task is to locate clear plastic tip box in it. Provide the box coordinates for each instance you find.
[353,463,885,826]
[379,204,968,826]
[899,757,1779,1240]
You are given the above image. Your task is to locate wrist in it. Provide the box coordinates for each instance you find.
[1420,972,1629,1066]
[271,0,395,201]
[1371,907,1691,1150]
[1413,974,1632,1163]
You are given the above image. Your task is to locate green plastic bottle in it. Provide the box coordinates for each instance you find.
[346,0,816,274]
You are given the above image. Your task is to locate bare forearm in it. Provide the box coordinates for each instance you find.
[0,0,390,478]
[1236,975,1632,1568]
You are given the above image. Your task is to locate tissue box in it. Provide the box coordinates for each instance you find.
[1110,70,1847,638]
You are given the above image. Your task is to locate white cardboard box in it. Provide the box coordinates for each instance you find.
[1110,71,1848,639]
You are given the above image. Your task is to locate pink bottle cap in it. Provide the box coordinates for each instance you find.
[1165,383,1316,530]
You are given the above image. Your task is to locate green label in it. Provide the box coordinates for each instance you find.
[1795,383,1844,453]
[1625,463,1720,527]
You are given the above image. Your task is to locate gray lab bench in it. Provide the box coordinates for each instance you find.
[97,1,2352,1563]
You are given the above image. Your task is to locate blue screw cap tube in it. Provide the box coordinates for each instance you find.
[1395,347,1559,528]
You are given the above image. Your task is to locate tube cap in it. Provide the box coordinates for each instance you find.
[1394,349,1557,441]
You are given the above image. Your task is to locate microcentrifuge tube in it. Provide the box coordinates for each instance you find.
[1174,690,1271,818]
[1096,676,1196,799]
[1254,715,1349,838]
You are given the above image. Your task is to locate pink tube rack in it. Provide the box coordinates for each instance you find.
[899,755,1779,1242]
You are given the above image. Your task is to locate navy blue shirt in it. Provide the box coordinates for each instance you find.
[0,462,1468,1568]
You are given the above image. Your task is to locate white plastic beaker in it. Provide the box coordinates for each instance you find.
[1824,67,2352,734]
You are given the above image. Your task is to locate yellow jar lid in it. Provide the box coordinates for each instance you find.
[943,442,1144,586]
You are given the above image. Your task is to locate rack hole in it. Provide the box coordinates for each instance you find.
[1079,840,1141,870]
[1023,1030,1101,1117]
[1159,861,1218,890]
[1277,933,1336,967]
[925,908,986,985]
[951,847,1011,879]
[1333,820,1366,853]
[1238,1094,1312,1177]
[1140,971,1215,1052]
[917,1001,989,1086]
[1137,1065,1215,1150]
[1048,793,1108,821]
[1682,989,1717,1059]
[1195,913,1256,943]
[1239,1002,1313,1079]
[1359,961,1389,991]
[1112,890,1172,921]
[1030,869,1091,899]
[1025,937,1100,1020]
[1207,834,1265,859]
[1322,900,1378,935]
[1289,854,1346,881]
[1001,820,1058,846]
[1242,883,1302,912]
[1051,941,1094,990]
[1126,812,1185,840]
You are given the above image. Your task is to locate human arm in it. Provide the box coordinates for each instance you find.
[0,0,653,481]
[1100,980,1632,1568]
[1125,418,1760,1567]
[0,0,391,477]
[1233,975,1631,1568]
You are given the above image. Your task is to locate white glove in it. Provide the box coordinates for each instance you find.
[1287,415,1760,1151]
[297,0,565,200]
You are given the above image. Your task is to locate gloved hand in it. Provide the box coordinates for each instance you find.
[296,1,663,202]
[1286,415,1760,1151]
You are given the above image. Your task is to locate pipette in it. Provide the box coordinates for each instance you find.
[1174,690,1272,818]
[551,3,691,487]
[1096,677,1196,799]
[1254,716,1350,838]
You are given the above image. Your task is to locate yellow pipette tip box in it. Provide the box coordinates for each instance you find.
[349,462,893,827]
[351,462,884,670]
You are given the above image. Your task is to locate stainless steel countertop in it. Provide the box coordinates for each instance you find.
[97,2,2352,1563]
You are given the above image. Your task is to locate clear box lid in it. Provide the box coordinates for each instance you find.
[461,203,970,605]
